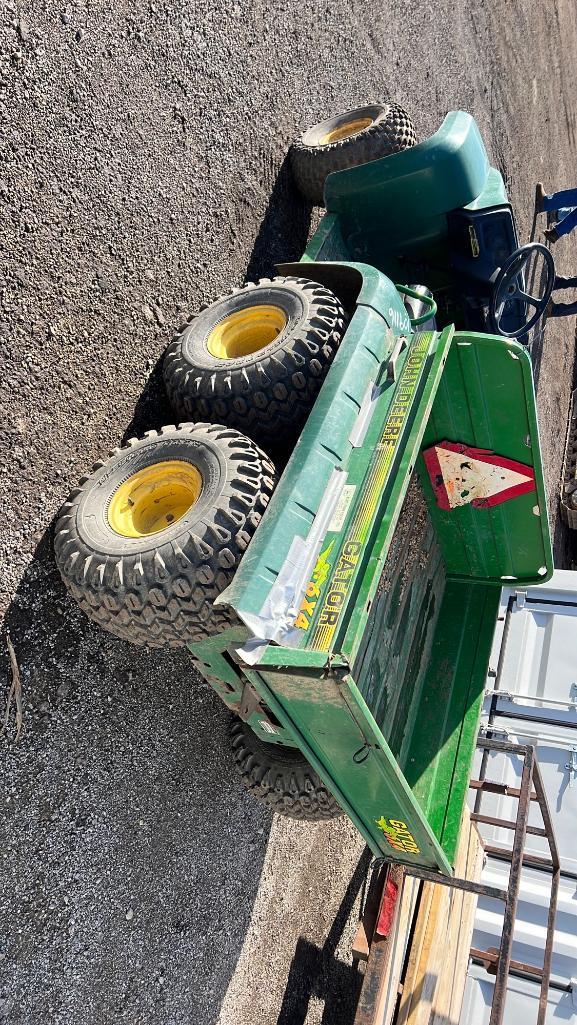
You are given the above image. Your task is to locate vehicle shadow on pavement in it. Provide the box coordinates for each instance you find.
[1,527,272,1024]
[0,150,316,1018]
[275,847,371,1025]
[244,154,314,283]
[118,154,313,448]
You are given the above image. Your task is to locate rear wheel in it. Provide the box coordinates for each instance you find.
[290,101,416,206]
[54,424,276,647]
[163,276,347,450]
[229,718,343,821]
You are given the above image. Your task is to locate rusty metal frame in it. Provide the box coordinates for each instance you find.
[354,737,559,1025]
[407,737,560,1025]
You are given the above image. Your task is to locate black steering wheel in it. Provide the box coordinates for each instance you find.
[489,242,556,339]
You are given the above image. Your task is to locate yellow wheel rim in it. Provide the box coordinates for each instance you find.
[107,460,202,538]
[321,116,373,145]
[206,304,287,359]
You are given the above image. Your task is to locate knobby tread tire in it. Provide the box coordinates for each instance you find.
[229,718,342,821]
[290,102,416,206]
[163,276,347,449]
[54,424,277,648]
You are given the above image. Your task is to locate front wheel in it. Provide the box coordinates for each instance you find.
[229,718,343,821]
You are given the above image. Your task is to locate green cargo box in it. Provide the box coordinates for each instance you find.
[191,261,551,875]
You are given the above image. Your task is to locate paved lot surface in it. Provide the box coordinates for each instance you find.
[1,1,576,1023]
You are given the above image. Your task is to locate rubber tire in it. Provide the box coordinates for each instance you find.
[229,718,343,821]
[53,424,276,648]
[163,276,347,450]
[290,102,416,206]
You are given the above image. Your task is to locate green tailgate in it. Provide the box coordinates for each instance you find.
[417,333,551,584]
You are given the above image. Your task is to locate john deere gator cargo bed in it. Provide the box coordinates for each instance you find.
[351,476,498,868]
[190,281,552,876]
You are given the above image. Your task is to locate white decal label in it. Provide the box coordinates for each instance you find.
[329,484,356,533]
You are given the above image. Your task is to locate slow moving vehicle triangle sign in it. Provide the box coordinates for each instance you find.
[422,441,536,510]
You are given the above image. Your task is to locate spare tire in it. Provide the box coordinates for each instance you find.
[54,424,276,647]
[290,102,416,206]
[163,276,347,450]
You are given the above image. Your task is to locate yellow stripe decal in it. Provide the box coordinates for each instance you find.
[309,332,432,651]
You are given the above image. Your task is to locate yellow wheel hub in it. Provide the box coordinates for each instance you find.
[207,304,286,360]
[321,116,373,145]
[108,460,202,538]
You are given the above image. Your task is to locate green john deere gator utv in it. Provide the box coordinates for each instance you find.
[54,102,554,876]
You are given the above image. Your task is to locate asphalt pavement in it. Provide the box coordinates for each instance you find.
[1,1,576,1023]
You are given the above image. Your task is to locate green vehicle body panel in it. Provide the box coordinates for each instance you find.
[404,580,500,865]
[304,112,509,287]
[465,165,509,210]
[241,662,454,874]
[293,328,451,659]
[217,263,412,626]
[302,213,347,264]
[190,323,551,873]
[189,625,296,746]
[221,324,551,656]
[188,112,553,875]
[322,111,495,255]
[236,574,500,869]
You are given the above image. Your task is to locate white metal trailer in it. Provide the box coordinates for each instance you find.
[463,570,577,1023]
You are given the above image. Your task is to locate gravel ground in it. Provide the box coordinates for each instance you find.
[1,1,576,1023]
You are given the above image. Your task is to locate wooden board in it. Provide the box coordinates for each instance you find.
[395,808,484,1025]
[430,812,485,1025]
